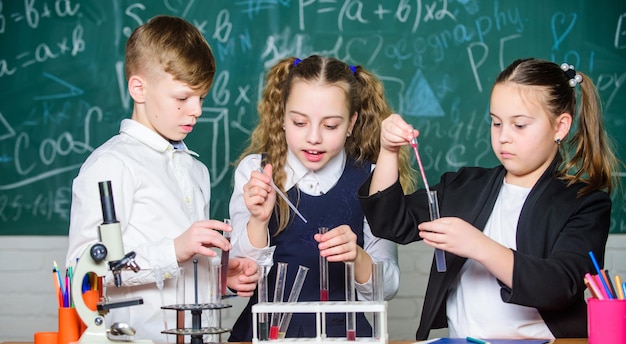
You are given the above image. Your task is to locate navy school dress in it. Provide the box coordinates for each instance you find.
[229,158,373,341]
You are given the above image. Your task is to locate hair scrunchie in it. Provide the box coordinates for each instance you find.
[560,63,583,87]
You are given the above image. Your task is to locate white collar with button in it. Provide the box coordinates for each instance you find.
[284,149,346,196]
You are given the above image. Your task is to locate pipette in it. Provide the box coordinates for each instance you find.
[277,265,309,338]
[410,137,447,272]
[249,159,307,223]
[409,137,432,202]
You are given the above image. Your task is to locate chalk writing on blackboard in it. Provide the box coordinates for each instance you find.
[0,0,624,235]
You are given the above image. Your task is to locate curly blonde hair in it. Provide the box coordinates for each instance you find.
[238,55,416,234]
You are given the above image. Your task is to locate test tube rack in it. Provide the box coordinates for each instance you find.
[251,301,387,344]
[161,302,232,344]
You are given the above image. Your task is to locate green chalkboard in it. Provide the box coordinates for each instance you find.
[1,0,625,235]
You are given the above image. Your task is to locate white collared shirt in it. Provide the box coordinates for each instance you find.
[229,149,400,301]
[66,119,213,341]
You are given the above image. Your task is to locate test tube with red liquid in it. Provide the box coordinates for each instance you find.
[277,265,309,338]
[221,219,231,296]
[345,261,356,341]
[269,262,288,340]
[319,227,329,301]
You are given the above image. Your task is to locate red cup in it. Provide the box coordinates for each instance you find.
[588,298,626,344]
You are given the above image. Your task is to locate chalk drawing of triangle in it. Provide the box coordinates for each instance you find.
[0,112,16,141]
[403,69,444,117]
[34,72,84,100]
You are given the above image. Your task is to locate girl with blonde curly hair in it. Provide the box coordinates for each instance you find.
[228,55,416,340]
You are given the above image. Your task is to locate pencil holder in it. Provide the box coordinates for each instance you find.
[588,298,626,344]
[57,307,81,344]
[34,331,58,344]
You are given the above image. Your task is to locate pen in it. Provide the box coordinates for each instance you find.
[466,336,491,344]
[588,251,614,299]
[585,273,604,299]
[604,269,617,298]
[616,275,624,300]
[53,261,64,296]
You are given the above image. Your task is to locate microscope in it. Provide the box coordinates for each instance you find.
[70,180,152,343]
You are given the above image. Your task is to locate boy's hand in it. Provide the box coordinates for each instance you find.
[174,220,232,262]
[226,257,259,297]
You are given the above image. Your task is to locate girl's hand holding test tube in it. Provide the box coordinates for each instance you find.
[382,116,512,281]
[314,225,359,263]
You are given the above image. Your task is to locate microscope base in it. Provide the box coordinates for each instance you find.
[78,330,154,344]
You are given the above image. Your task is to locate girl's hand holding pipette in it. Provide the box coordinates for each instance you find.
[370,114,419,194]
[244,163,276,222]
[380,114,420,152]
[242,163,277,248]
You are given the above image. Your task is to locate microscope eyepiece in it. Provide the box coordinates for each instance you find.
[98,181,118,224]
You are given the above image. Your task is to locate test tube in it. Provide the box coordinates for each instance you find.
[319,227,329,301]
[278,265,309,338]
[269,262,288,340]
[221,219,231,296]
[371,261,384,339]
[191,259,202,344]
[175,267,185,344]
[257,264,270,340]
[208,257,221,304]
[428,190,447,272]
[207,258,222,344]
[153,265,169,343]
[345,261,356,341]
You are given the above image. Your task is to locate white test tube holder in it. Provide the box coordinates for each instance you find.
[251,301,387,344]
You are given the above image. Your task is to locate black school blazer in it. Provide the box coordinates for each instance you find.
[358,155,611,339]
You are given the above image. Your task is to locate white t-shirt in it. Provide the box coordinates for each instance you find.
[446,180,554,339]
